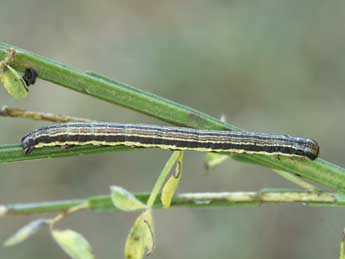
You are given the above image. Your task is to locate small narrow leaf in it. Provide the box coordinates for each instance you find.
[110,185,146,211]
[125,210,155,259]
[204,153,229,170]
[4,218,49,246]
[273,169,317,191]
[340,230,345,259]
[52,229,94,259]
[161,176,180,208]
[0,65,28,99]
[142,210,154,255]
[161,152,183,208]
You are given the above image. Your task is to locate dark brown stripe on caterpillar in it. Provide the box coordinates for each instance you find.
[21,122,320,160]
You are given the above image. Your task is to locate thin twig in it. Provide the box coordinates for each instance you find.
[2,190,345,216]
[0,106,91,123]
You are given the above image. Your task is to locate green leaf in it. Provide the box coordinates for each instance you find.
[4,218,49,246]
[110,185,147,211]
[52,229,94,259]
[125,210,154,259]
[0,64,28,99]
[204,153,229,169]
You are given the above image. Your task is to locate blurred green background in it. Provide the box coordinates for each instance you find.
[1,0,345,258]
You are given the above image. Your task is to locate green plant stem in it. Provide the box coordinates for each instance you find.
[273,169,317,191]
[0,43,228,130]
[49,202,89,228]
[340,230,345,259]
[146,151,180,207]
[1,43,345,192]
[0,144,133,162]
[2,190,345,216]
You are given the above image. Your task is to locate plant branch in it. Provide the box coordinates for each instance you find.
[1,43,345,192]
[0,106,91,123]
[0,144,134,163]
[2,190,345,216]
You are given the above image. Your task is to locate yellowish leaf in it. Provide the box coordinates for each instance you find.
[340,230,345,259]
[161,152,183,208]
[125,210,154,259]
[0,65,28,99]
[141,210,154,255]
[52,229,94,259]
[161,175,180,208]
